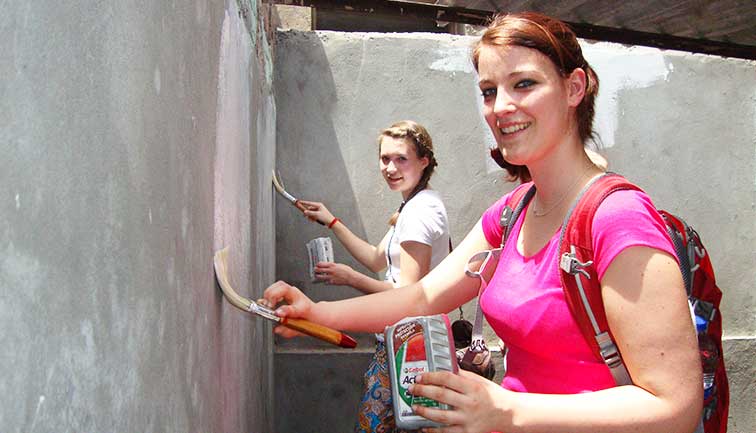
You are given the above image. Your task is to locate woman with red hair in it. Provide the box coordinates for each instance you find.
[264,13,701,433]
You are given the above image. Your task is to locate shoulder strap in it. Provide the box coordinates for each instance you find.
[557,172,642,386]
[658,209,700,296]
[468,183,536,348]
[499,182,536,245]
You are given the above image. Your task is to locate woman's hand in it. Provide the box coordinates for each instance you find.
[299,200,335,226]
[314,262,356,286]
[260,281,315,338]
[410,370,514,433]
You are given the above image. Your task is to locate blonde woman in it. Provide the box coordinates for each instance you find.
[299,120,450,432]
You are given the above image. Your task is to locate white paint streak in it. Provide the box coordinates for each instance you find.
[261,25,274,85]
[181,206,188,239]
[148,207,152,224]
[583,42,672,148]
[153,66,161,95]
[15,193,20,209]
[214,11,232,250]
[214,4,252,253]
[81,320,95,354]
[30,395,45,430]
[429,47,474,74]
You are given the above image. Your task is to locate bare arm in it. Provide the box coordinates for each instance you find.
[396,240,432,287]
[413,246,702,433]
[314,261,394,294]
[312,234,431,294]
[300,199,388,272]
[263,219,491,333]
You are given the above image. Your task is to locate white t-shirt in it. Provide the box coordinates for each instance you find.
[384,189,450,286]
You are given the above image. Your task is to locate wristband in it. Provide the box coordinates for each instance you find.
[328,217,341,229]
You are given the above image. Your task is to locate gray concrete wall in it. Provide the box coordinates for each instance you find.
[1,1,275,432]
[274,30,755,433]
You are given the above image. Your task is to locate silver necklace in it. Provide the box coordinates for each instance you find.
[532,165,593,217]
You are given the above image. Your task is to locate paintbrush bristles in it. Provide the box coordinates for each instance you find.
[271,170,298,203]
[271,170,286,193]
[213,247,253,311]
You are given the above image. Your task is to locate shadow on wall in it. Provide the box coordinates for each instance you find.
[274,30,376,333]
[273,30,372,433]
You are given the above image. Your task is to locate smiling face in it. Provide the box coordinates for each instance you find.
[477,44,581,169]
[379,136,429,199]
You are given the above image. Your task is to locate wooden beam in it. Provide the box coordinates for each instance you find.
[276,0,492,26]
[272,0,756,60]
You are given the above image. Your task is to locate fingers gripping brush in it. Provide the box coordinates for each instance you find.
[271,170,324,225]
[213,247,357,348]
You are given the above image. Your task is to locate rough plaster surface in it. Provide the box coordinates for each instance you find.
[1,1,275,431]
[274,30,755,433]
[275,352,371,433]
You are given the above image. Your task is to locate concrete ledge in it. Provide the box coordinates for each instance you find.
[275,352,372,433]
[723,337,755,432]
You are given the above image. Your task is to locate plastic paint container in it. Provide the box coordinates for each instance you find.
[306,237,333,282]
[384,314,458,430]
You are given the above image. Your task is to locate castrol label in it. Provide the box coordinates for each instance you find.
[384,314,458,430]
[392,322,439,412]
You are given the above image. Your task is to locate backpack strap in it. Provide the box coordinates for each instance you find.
[466,182,535,357]
[659,210,694,296]
[557,172,642,386]
[499,182,536,245]
[661,210,717,321]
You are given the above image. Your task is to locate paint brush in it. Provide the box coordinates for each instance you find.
[271,170,325,225]
[213,247,357,348]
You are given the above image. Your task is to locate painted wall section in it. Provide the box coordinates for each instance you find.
[273,30,755,433]
[1,1,275,432]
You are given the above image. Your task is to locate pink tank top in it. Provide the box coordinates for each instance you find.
[480,188,677,394]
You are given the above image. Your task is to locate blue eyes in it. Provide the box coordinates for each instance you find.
[480,79,537,99]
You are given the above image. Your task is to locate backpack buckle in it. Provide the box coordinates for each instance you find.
[467,338,488,353]
[596,332,623,368]
[560,252,593,279]
[596,331,633,385]
[500,206,513,228]
[691,297,717,322]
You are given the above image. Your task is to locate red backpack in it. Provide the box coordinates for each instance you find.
[501,173,728,433]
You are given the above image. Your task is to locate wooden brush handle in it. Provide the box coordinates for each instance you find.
[281,317,357,348]
[294,200,325,225]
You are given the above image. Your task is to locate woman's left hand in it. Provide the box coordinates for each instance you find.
[410,370,514,433]
[314,262,355,286]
